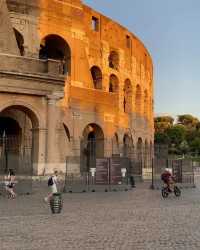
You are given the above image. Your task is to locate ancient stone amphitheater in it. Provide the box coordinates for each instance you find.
[0,0,153,180]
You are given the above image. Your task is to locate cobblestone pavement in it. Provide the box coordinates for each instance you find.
[1,178,200,250]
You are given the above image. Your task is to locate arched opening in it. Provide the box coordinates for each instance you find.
[109,74,119,93]
[144,90,148,117]
[144,140,149,168]
[123,134,133,157]
[63,123,70,142]
[39,34,71,75]
[136,137,143,176]
[90,66,103,89]
[0,105,39,176]
[108,51,119,70]
[14,28,24,56]
[135,85,142,115]
[59,123,71,163]
[81,123,104,172]
[124,79,132,113]
[112,133,119,156]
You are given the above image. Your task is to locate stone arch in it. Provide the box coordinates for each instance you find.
[81,123,104,172]
[144,139,149,168]
[0,101,42,128]
[124,79,132,113]
[135,85,142,114]
[13,28,24,56]
[112,132,119,155]
[39,34,71,75]
[90,66,103,89]
[136,137,143,176]
[58,123,71,162]
[123,133,133,157]
[109,74,119,93]
[144,89,148,117]
[63,123,70,142]
[0,105,40,175]
[108,50,119,70]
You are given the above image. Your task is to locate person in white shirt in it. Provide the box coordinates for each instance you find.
[4,169,17,199]
[44,170,58,202]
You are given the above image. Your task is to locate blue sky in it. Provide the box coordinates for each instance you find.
[84,0,200,119]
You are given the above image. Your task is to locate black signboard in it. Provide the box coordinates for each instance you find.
[95,158,109,185]
[110,157,122,185]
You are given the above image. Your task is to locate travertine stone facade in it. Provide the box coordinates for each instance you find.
[0,0,154,179]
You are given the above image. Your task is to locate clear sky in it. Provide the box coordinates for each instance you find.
[84,0,200,119]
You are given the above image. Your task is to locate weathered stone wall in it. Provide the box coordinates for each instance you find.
[0,0,154,176]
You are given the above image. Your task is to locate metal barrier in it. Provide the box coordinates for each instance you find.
[63,157,132,193]
[0,135,33,195]
[152,158,195,189]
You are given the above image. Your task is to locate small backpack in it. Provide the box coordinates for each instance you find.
[48,176,53,186]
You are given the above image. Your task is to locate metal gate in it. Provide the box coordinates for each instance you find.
[0,134,33,194]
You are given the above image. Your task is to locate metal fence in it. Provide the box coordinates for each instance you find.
[0,135,33,195]
[63,156,133,193]
[150,144,195,188]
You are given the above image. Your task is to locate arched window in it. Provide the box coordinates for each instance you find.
[14,29,24,56]
[90,66,102,89]
[112,133,119,155]
[144,140,149,168]
[135,85,142,114]
[109,74,119,93]
[39,34,71,75]
[81,123,104,172]
[108,51,119,70]
[63,123,70,141]
[144,90,148,117]
[124,79,132,113]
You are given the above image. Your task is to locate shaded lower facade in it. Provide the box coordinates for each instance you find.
[0,92,153,180]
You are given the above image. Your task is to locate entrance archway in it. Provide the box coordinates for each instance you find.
[0,105,39,175]
[136,137,143,177]
[90,66,103,89]
[123,134,133,157]
[81,123,104,172]
[39,34,71,75]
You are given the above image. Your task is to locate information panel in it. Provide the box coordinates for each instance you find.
[110,158,122,185]
[95,158,109,185]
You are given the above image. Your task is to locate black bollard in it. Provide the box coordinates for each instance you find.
[50,193,63,214]
[130,175,135,188]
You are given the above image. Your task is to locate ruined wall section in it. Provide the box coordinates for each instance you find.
[5,0,154,143]
[83,4,154,141]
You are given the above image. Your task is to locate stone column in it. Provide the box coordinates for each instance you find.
[46,92,63,174]
[32,128,47,175]
[0,0,20,55]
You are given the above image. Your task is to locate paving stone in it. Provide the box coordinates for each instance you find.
[0,178,200,249]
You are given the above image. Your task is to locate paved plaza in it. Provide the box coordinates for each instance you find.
[1,178,200,250]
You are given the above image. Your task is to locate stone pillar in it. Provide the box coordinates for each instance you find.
[32,128,47,175]
[67,111,81,175]
[46,92,63,174]
[104,137,112,157]
[0,0,20,55]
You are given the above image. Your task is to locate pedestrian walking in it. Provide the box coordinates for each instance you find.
[44,170,59,202]
[4,169,17,199]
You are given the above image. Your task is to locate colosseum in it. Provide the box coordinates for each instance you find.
[0,0,153,180]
